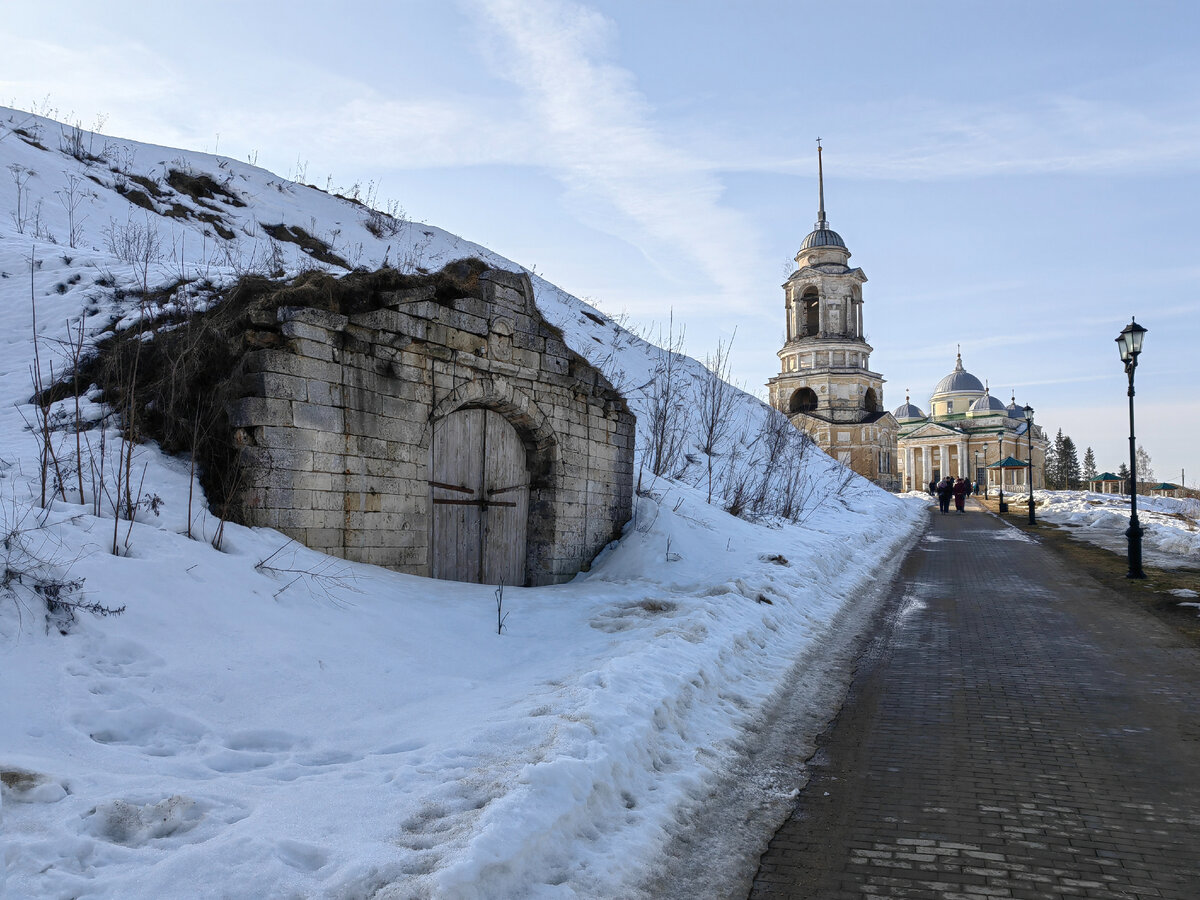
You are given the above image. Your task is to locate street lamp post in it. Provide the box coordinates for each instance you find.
[1024,405,1036,525]
[981,443,989,499]
[1116,318,1148,579]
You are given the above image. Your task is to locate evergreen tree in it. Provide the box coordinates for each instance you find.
[1061,436,1081,489]
[1117,462,1131,494]
[1082,447,1097,482]
[1045,429,1063,489]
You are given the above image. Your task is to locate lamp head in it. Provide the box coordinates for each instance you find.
[1023,404,1034,425]
[1116,317,1147,363]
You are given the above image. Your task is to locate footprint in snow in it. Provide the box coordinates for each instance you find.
[275,839,329,872]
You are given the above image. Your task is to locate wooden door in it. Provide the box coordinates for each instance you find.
[431,409,529,585]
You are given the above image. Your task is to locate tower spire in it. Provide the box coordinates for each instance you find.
[816,137,828,229]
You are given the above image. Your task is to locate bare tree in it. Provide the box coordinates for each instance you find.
[694,332,737,504]
[1136,444,1154,490]
[641,311,690,478]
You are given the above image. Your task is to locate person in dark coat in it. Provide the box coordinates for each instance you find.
[953,476,969,513]
[929,478,938,497]
[936,477,953,513]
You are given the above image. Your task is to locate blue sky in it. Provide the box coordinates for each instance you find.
[5,0,1199,484]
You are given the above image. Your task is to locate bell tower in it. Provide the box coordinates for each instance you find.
[767,142,899,488]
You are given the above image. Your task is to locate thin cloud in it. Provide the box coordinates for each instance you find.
[741,93,1200,181]
[466,0,763,303]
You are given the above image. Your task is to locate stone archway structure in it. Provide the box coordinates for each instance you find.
[230,265,635,586]
[425,377,566,585]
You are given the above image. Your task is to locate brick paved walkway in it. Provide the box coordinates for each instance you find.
[749,503,1200,899]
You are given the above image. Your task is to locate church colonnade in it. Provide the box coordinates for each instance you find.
[905,436,1035,492]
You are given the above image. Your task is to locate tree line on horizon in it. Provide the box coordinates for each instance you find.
[1044,429,1156,493]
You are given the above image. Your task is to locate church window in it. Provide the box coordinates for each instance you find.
[946,401,954,414]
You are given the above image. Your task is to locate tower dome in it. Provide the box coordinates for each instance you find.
[932,351,985,397]
[800,226,847,250]
[969,388,1006,414]
[892,391,926,421]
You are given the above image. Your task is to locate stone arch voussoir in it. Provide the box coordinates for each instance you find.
[425,378,560,474]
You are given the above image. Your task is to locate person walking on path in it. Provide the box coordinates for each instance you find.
[952,476,969,513]
[936,477,953,514]
[928,477,937,497]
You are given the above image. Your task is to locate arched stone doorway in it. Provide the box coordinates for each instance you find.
[430,408,530,586]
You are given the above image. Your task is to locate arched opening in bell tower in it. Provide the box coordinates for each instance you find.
[803,289,819,334]
[864,388,879,413]
[788,387,819,414]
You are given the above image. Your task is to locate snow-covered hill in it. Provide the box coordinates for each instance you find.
[0,108,926,899]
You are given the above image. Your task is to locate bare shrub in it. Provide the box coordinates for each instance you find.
[58,120,99,162]
[55,173,91,248]
[641,312,690,478]
[695,332,737,504]
[9,164,36,234]
[254,539,360,602]
[103,214,163,292]
[1,485,123,634]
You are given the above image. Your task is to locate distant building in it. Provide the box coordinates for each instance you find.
[767,145,900,490]
[893,352,1048,492]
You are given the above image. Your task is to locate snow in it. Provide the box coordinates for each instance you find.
[0,108,927,898]
[1031,490,1200,568]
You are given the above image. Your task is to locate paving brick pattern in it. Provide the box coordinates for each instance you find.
[750,504,1200,899]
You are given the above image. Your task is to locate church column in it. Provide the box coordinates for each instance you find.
[959,441,968,477]
[907,446,915,491]
[856,301,863,338]
[818,297,825,334]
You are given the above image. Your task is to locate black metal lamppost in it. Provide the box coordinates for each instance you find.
[980,443,988,498]
[1116,318,1148,579]
[1023,405,1035,525]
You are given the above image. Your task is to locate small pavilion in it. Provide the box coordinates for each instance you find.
[985,456,1033,495]
[1148,482,1182,498]
[1088,472,1125,495]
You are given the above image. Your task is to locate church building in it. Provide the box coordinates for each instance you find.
[767,145,900,491]
[892,352,1048,492]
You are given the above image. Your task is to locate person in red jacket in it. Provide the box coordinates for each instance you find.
[952,476,969,513]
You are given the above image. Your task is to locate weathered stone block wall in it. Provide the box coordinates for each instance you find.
[228,269,634,585]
